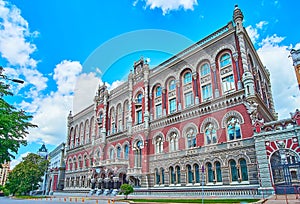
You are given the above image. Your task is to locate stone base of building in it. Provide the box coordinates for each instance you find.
[257,187,275,197]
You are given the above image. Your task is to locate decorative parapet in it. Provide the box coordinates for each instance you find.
[253,109,300,133]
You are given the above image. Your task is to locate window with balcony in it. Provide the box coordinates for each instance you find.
[184,91,193,108]
[169,98,176,114]
[202,83,212,100]
[222,75,235,93]
[155,104,162,119]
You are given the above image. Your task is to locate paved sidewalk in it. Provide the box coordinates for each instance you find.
[263,194,300,204]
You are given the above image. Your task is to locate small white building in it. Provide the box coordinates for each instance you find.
[45,143,66,195]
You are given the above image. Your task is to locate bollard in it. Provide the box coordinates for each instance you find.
[111,199,115,204]
[95,200,98,204]
[108,199,110,204]
[70,197,72,202]
[82,197,85,203]
[64,197,66,202]
[75,197,78,202]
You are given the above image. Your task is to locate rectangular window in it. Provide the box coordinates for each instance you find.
[202,83,212,100]
[137,110,142,124]
[169,98,176,113]
[222,75,235,93]
[184,92,193,108]
[156,104,162,119]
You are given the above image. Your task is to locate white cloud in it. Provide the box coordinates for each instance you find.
[53,60,82,95]
[10,151,30,169]
[246,25,259,44]
[21,60,84,145]
[256,21,268,29]
[257,36,300,119]
[246,20,268,44]
[0,0,38,67]
[73,72,100,114]
[138,0,198,15]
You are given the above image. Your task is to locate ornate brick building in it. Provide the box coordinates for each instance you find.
[63,5,291,196]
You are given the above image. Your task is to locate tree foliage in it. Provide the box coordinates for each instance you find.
[5,153,49,195]
[119,183,134,199]
[0,78,37,164]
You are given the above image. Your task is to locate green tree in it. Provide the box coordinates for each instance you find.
[5,153,49,195]
[0,67,37,164]
[119,183,134,199]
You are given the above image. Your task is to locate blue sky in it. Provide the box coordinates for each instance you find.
[0,0,299,168]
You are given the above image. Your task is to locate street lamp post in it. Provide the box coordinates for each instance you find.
[0,66,24,84]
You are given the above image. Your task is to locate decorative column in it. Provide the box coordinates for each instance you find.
[233,52,243,90]
[144,63,150,129]
[176,80,181,111]
[111,176,120,196]
[128,71,133,135]
[211,63,219,98]
[233,5,248,86]
[89,178,96,195]
[162,87,167,116]
[192,72,199,104]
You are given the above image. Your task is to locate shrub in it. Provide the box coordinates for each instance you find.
[119,184,134,199]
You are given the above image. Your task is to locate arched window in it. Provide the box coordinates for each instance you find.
[194,164,200,183]
[160,168,165,184]
[78,156,82,169]
[110,108,115,134]
[116,104,122,132]
[220,53,231,67]
[68,159,72,171]
[156,86,162,97]
[207,162,214,183]
[215,161,222,182]
[169,132,179,152]
[124,144,129,159]
[227,117,241,140]
[73,158,77,170]
[187,164,193,183]
[219,53,235,93]
[124,100,129,130]
[169,79,176,90]
[134,141,142,167]
[239,159,248,181]
[117,146,121,159]
[169,166,175,184]
[168,79,177,114]
[186,127,196,148]
[109,148,114,160]
[184,72,192,84]
[176,166,181,184]
[201,63,210,76]
[229,160,238,182]
[155,168,160,185]
[137,93,142,104]
[205,123,217,145]
[155,136,163,154]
